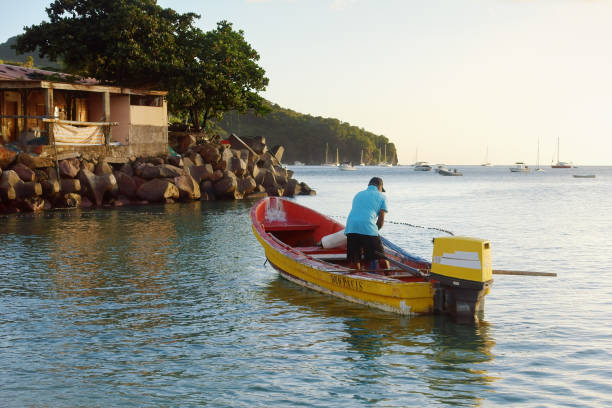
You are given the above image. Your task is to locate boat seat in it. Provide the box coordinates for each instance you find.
[262,222,319,232]
[295,246,347,260]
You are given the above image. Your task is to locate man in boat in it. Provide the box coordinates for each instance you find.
[345,177,390,271]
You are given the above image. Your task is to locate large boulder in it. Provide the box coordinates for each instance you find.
[237,176,257,195]
[266,186,284,197]
[262,171,278,189]
[0,169,41,199]
[230,156,247,177]
[148,157,165,166]
[16,153,53,169]
[12,163,36,182]
[273,165,288,185]
[173,175,201,201]
[59,158,80,178]
[133,162,151,177]
[137,179,179,202]
[118,162,133,176]
[114,171,137,199]
[228,133,258,158]
[34,169,48,182]
[217,147,233,171]
[200,180,216,201]
[141,164,184,179]
[0,145,17,169]
[182,156,195,169]
[199,144,221,164]
[245,136,267,155]
[1,169,22,188]
[211,169,224,182]
[270,145,285,163]
[188,152,204,166]
[299,182,316,196]
[95,159,113,176]
[283,179,301,197]
[78,168,117,207]
[167,155,183,168]
[14,181,42,199]
[214,171,238,196]
[186,164,214,184]
[176,134,195,153]
[41,179,60,196]
[60,179,81,194]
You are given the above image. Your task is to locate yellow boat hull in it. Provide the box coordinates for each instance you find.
[254,226,435,316]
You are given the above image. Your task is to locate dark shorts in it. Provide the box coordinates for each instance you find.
[346,233,385,264]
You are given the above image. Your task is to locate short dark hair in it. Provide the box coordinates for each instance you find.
[368,177,385,192]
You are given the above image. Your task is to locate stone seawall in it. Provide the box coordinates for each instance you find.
[0,133,315,214]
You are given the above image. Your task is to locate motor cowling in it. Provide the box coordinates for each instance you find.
[430,236,493,319]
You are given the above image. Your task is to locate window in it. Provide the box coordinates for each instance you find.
[130,95,163,107]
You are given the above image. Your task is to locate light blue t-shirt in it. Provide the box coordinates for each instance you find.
[344,185,388,236]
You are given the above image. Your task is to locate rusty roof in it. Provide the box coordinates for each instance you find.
[0,63,98,84]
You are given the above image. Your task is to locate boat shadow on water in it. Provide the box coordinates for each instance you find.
[264,277,497,383]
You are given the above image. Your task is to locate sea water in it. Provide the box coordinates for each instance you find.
[1,165,610,407]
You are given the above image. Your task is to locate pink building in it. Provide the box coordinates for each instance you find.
[0,63,168,157]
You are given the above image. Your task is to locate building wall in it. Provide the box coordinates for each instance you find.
[1,91,23,142]
[110,95,130,145]
[129,100,167,127]
[128,125,168,157]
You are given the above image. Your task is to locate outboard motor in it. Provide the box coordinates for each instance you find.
[431,237,493,319]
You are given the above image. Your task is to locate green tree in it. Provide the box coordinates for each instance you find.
[167,20,269,131]
[15,0,199,88]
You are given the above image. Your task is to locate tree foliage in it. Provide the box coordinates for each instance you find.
[15,0,198,88]
[214,103,397,165]
[167,21,269,131]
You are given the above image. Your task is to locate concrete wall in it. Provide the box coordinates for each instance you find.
[128,125,168,157]
[130,100,167,126]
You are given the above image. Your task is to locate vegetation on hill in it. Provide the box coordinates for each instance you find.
[0,36,60,69]
[212,104,397,166]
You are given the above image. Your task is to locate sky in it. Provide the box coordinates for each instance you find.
[2,0,611,165]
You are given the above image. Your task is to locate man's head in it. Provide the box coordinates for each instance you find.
[368,177,385,192]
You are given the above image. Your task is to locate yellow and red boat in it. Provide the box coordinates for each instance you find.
[251,197,493,319]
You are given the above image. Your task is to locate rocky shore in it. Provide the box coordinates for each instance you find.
[0,133,315,214]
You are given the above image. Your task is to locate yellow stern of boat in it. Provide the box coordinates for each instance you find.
[431,236,492,283]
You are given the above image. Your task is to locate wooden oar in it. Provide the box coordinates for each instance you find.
[493,269,557,277]
[378,252,557,278]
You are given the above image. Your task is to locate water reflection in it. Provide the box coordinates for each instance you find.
[42,209,177,301]
[265,276,497,406]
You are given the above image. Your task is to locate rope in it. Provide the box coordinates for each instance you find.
[330,215,454,236]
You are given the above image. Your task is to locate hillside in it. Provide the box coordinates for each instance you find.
[0,36,61,69]
[213,104,397,165]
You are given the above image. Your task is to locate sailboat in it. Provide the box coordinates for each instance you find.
[379,144,392,167]
[535,138,544,172]
[322,143,338,166]
[481,146,491,166]
[551,137,572,168]
[359,150,365,166]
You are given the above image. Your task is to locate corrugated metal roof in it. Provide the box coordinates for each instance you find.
[0,63,98,84]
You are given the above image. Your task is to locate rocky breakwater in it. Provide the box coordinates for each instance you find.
[0,134,315,214]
